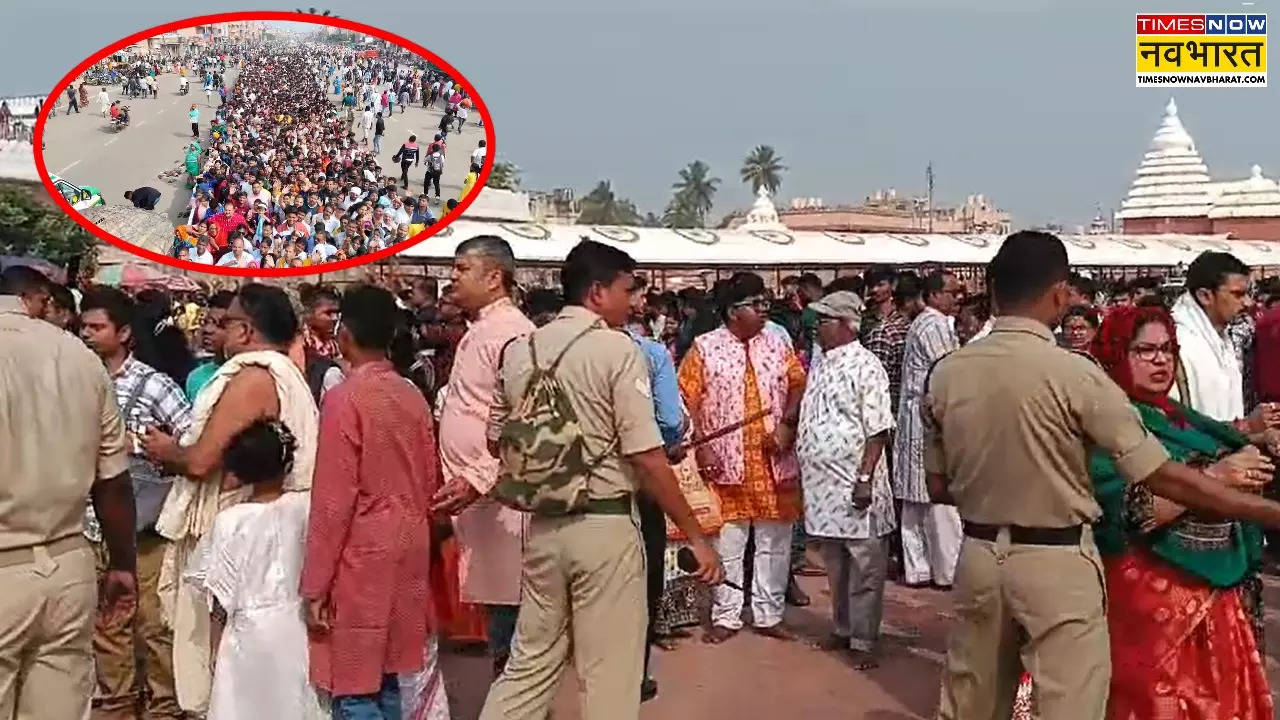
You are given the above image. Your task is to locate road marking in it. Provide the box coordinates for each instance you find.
[105,136,118,146]
[58,160,81,174]
[136,120,146,127]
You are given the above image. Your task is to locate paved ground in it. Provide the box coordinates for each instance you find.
[437,549,1280,720]
[39,65,484,253]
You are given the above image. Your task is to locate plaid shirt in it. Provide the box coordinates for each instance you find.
[83,356,194,541]
[864,309,911,411]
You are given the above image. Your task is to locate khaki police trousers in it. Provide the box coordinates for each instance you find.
[0,538,97,720]
[479,514,646,720]
[937,525,1110,720]
[93,533,179,720]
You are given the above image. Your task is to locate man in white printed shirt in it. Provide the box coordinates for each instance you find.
[796,291,895,670]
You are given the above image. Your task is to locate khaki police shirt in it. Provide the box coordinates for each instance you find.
[923,315,1170,527]
[0,296,129,551]
[489,305,663,500]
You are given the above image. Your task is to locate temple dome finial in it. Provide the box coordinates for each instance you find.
[740,186,787,229]
[1210,164,1280,219]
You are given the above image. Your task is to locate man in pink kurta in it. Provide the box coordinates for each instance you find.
[300,285,439,715]
[430,236,535,676]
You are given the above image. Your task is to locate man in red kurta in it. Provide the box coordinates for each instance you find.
[300,284,439,717]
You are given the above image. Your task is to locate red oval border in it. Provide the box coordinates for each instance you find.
[33,10,496,277]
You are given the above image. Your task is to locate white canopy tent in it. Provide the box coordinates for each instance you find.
[398,219,1280,269]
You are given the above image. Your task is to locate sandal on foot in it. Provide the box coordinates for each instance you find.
[847,650,881,670]
[754,624,797,641]
[701,625,739,644]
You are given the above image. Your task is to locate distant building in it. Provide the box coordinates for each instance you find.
[0,96,40,182]
[529,187,582,224]
[773,187,1012,235]
[1117,97,1280,240]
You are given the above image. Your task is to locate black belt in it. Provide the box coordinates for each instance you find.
[569,494,633,516]
[963,522,1082,546]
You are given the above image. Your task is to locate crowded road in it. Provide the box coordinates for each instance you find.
[40,65,485,231]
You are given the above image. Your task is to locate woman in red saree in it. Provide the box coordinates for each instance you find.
[1089,305,1276,720]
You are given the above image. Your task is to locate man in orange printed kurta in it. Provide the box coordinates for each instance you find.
[300,285,439,717]
[679,272,806,644]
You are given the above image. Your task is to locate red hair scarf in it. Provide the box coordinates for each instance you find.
[1091,305,1186,426]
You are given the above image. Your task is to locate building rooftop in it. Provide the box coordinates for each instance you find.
[1209,164,1280,219]
[400,219,1280,269]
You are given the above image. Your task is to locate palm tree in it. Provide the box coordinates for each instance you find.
[578,181,641,225]
[662,194,702,229]
[485,161,521,191]
[671,160,720,225]
[740,145,786,195]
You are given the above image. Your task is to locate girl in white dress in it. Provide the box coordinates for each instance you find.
[183,419,328,720]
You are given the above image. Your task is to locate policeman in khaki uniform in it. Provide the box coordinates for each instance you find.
[475,240,721,720]
[0,266,138,719]
[923,232,1280,720]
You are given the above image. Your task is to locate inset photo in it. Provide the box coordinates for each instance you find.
[35,11,494,276]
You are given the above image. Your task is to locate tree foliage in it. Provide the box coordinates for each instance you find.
[664,160,720,228]
[486,160,521,191]
[577,180,642,225]
[0,182,95,269]
[662,193,702,229]
[740,145,786,195]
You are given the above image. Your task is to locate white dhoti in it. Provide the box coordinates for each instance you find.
[398,635,451,720]
[154,350,319,714]
[711,519,793,630]
[899,501,961,586]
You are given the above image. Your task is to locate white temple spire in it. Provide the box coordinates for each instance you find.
[1116,97,1212,219]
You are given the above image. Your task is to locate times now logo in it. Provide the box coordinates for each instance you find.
[1136,13,1267,34]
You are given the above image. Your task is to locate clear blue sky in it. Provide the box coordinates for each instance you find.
[9,0,1278,227]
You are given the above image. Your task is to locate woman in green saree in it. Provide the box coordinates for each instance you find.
[1089,304,1277,720]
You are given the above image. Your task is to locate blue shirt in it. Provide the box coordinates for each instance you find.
[185,360,220,400]
[627,329,684,449]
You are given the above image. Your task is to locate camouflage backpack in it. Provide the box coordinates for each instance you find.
[493,323,619,515]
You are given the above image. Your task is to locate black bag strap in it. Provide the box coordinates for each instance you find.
[1174,356,1192,407]
[122,369,158,430]
[497,335,521,372]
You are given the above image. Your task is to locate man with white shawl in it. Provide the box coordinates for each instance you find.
[1170,251,1279,433]
[143,283,319,715]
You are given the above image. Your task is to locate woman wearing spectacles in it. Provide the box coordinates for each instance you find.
[1087,304,1279,719]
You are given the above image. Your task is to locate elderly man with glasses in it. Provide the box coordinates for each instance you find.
[796,291,895,670]
[140,284,319,715]
[678,271,807,644]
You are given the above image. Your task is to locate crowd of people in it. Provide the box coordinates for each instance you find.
[165,41,483,269]
[3,231,1280,720]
